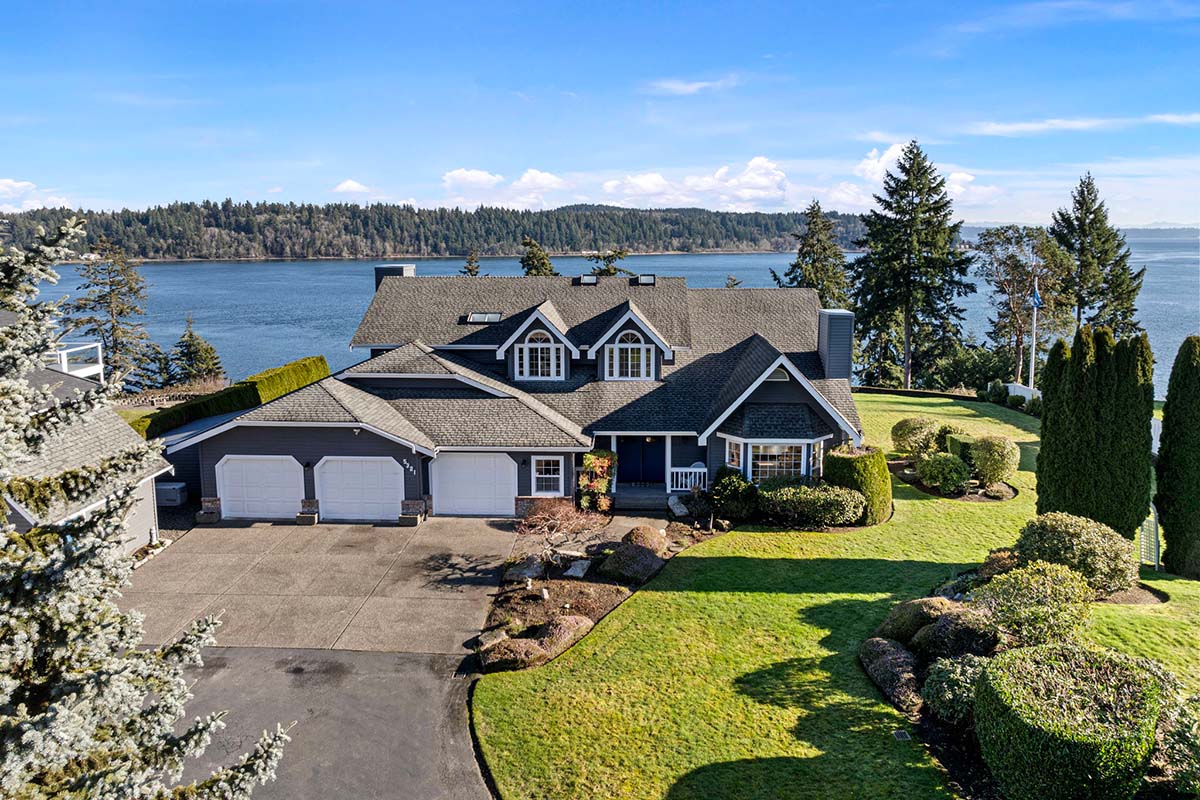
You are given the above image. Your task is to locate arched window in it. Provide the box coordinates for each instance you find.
[515,329,564,380]
[606,330,653,380]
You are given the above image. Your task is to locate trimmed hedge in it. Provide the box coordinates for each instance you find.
[934,424,966,453]
[710,466,758,520]
[975,644,1162,800]
[973,561,1092,645]
[891,417,938,456]
[972,435,1020,487]
[945,433,978,470]
[1157,335,1200,578]
[136,355,330,438]
[1014,512,1138,596]
[916,452,971,495]
[922,654,987,725]
[823,445,892,526]
[756,481,866,529]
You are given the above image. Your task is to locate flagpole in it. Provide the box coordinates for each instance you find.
[1029,275,1039,390]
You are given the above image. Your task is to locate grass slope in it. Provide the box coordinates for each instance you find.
[473,394,1197,800]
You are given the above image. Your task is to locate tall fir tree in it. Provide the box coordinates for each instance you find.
[974,225,1073,384]
[0,218,288,798]
[771,200,849,308]
[1035,325,1152,537]
[69,235,154,389]
[1049,173,1145,336]
[170,314,224,383]
[519,236,558,276]
[1156,336,1200,577]
[850,141,975,388]
[460,248,481,276]
[585,248,633,276]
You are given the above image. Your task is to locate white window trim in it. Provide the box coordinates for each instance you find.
[515,331,565,381]
[495,309,580,359]
[748,443,812,483]
[605,332,654,381]
[725,438,742,469]
[587,308,673,358]
[530,455,566,497]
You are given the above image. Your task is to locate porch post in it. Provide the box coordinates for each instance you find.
[664,435,673,493]
[610,434,617,488]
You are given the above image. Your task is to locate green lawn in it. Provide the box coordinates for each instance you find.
[115,407,154,425]
[473,394,1198,800]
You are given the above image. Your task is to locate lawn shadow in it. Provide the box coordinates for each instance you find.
[653,556,968,598]
[668,597,953,799]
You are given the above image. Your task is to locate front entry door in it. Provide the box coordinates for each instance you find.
[616,436,666,483]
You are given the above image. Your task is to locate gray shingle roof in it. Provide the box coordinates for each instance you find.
[340,342,452,375]
[11,407,171,524]
[26,366,100,403]
[351,275,693,349]
[718,403,835,440]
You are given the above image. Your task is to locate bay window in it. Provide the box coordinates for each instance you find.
[749,444,810,483]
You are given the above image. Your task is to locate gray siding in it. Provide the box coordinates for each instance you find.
[747,376,844,438]
[509,451,574,497]
[818,310,854,380]
[706,438,730,482]
[122,479,158,554]
[670,435,704,468]
[198,426,425,500]
[164,447,202,497]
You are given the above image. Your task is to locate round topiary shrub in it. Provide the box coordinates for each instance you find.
[1006,393,1027,410]
[1014,512,1139,597]
[922,654,987,725]
[972,560,1092,645]
[972,435,1020,488]
[934,423,967,453]
[975,643,1162,800]
[709,466,758,520]
[756,482,866,529]
[891,417,938,456]
[916,452,971,496]
[823,445,892,526]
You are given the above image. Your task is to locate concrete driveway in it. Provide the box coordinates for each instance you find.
[123,518,518,654]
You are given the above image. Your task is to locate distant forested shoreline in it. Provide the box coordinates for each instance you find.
[5,202,869,261]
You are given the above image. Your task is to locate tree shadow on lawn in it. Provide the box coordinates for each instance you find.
[667,597,956,800]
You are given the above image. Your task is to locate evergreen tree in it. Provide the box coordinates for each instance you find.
[143,342,176,389]
[1049,173,1145,335]
[850,141,975,389]
[0,218,288,798]
[170,314,224,383]
[518,236,558,276]
[1156,336,1200,577]
[460,248,481,276]
[69,236,154,388]
[1035,326,1152,537]
[771,200,849,308]
[585,248,633,276]
[975,225,1074,384]
[724,274,743,288]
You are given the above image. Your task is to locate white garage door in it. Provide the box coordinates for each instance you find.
[316,457,404,521]
[216,455,304,520]
[431,453,517,516]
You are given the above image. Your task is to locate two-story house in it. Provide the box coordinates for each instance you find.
[166,267,862,521]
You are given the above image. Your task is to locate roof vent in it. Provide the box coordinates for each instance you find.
[636,274,656,285]
[579,274,599,285]
[466,311,502,324]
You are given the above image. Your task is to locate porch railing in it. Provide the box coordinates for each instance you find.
[669,467,707,493]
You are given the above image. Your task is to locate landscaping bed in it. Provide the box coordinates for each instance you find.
[890,460,1017,502]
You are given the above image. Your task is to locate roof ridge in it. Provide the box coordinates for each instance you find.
[317,376,360,420]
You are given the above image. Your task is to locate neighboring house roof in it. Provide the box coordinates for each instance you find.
[351,275,693,350]
[718,403,835,441]
[26,366,99,403]
[339,342,453,376]
[8,405,171,525]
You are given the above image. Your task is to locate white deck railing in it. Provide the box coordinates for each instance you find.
[42,342,104,380]
[669,467,707,493]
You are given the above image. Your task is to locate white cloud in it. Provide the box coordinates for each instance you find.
[0,178,36,198]
[602,157,790,211]
[332,179,371,193]
[826,181,876,210]
[512,169,566,192]
[441,168,505,193]
[945,170,1004,206]
[967,111,1200,136]
[856,130,905,143]
[266,186,283,193]
[853,143,906,183]
[645,74,739,95]
[0,178,71,213]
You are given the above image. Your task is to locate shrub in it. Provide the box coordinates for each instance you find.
[1142,658,1200,794]
[823,446,892,526]
[756,482,866,529]
[916,453,971,495]
[934,423,966,453]
[922,655,987,725]
[978,547,1019,580]
[972,435,1020,488]
[1026,396,1043,417]
[709,466,758,520]
[515,498,606,539]
[985,379,1008,404]
[1006,393,1027,410]
[975,643,1162,800]
[945,433,979,470]
[680,488,713,520]
[1157,336,1200,579]
[858,637,922,715]
[873,597,956,643]
[891,417,938,456]
[972,561,1092,645]
[138,355,330,438]
[909,608,999,661]
[1014,512,1139,596]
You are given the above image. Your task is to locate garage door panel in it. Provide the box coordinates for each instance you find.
[316,457,404,521]
[431,453,517,516]
[217,456,304,520]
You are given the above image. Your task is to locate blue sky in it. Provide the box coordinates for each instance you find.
[2,0,1197,224]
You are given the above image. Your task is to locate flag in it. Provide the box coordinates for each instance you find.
[1030,277,1044,309]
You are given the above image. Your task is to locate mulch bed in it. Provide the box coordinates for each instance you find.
[1102,583,1168,605]
[888,461,1017,503]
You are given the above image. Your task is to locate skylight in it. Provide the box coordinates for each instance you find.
[579,274,599,285]
[467,311,502,323]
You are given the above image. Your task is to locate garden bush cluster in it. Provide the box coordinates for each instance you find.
[757,479,866,529]
[891,415,1020,496]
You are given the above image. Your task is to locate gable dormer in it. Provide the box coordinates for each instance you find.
[587,300,673,381]
[495,301,578,382]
